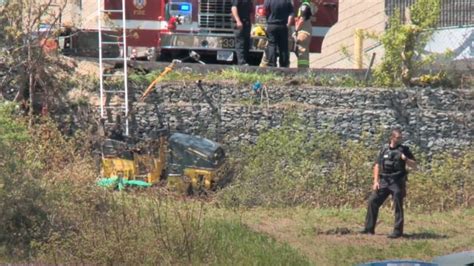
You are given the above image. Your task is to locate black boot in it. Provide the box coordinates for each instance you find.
[387,232,403,239]
[358,228,374,235]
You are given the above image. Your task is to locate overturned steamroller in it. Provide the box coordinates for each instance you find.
[99,129,226,194]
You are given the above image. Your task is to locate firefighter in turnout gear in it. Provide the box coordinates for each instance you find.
[293,0,314,68]
[360,128,417,238]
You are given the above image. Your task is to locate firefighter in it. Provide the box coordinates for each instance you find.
[251,25,270,67]
[293,0,313,68]
[360,128,417,239]
[264,0,294,67]
[231,0,254,65]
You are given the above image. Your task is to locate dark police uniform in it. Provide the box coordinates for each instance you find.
[232,0,253,65]
[364,144,415,236]
[264,0,294,67]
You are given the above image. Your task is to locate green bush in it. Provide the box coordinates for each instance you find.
[0,103,49,259]
[407,151,474,211]
[373,0,441,87]
[218,121,473,211]
[217,119,376,208]
[0,104,97,260]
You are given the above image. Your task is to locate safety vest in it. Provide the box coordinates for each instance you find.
[380,144,406,180]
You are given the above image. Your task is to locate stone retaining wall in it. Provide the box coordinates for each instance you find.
[127,83,472,153]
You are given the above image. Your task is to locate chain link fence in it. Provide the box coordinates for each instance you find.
[385,0,473,28]
[384,0,473,78]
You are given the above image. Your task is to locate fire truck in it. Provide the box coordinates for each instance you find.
[66,0,338,64]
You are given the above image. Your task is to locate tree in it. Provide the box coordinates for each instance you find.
[0,0,70,124]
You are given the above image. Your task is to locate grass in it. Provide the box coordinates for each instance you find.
[128,66,285,86]
[1,191,310,265]
[3,189,471,265]
[207,67,284,84]
[238,207,474,266]
[204,219,311,265]
[128,66,367,87]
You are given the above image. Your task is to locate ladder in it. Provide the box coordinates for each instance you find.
[97,0,129,136]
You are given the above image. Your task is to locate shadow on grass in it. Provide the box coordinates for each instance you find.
[317,227,353,235]
[316,228,449,240]
[403,232,448,240]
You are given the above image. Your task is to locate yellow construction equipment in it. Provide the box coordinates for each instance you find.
[100,130,225,194]
[99,57,225,194]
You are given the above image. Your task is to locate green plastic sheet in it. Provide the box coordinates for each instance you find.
[97,176,152,190]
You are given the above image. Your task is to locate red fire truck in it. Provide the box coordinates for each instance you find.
[97,0,338,64]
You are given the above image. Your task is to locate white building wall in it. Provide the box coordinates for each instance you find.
[62,0,101,29]
[290,0,387,69]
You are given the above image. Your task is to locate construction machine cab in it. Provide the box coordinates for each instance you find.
[100,129,226,194]
[166,133,226,193]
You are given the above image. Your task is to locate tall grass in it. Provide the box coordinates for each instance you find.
[0,104,309,264]
[36,192,310,265]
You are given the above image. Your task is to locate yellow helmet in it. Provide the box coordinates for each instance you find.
[252,25,266,37]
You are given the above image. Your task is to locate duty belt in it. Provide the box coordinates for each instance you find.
[380,171,404,180]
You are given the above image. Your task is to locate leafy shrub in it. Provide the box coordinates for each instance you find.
[408,151,473,211]
[217,119,472,210]
[0,103,49,259]
[373,0,441,87]
[217,118,376,208]
[0,104,96,260]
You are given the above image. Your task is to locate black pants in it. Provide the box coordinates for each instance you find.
[235,21,251,65]
[266,24,289,67]
[364,181,405,235]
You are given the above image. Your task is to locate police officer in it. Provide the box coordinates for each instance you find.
[231,0,253,65]
[293,0,314,68]
[264,0,294,67]
[360,128,417,238]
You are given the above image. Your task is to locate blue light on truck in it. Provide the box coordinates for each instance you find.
[180,4,190,11]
